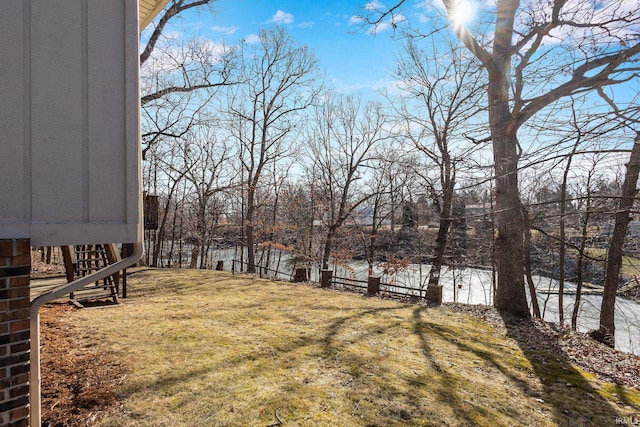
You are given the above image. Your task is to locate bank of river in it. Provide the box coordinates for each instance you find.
[349,261,640,356]
[204,248,640,355]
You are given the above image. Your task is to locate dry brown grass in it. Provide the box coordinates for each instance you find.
[50,268,639,426]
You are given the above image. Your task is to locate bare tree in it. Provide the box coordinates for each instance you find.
[182,130,236,269]
[361,152,414,275]
[224,27,322,273]
[571,154,600,331]
[306,94,392,271]
[593,90,640,345]
[140,0,215,66]
[393,36,485,302]
[144,141,196,266]
[140,0,238,158]
[364,0,640,316]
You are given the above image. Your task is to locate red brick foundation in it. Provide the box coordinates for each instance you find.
[0,239,31,427]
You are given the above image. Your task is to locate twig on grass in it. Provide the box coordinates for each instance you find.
[266,410,283,426]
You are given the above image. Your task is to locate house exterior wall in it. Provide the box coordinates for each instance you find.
[0,0,141,247]
[0,239,31,427]
[0,1,148,425]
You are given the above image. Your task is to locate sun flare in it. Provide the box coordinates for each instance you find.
[449,0,476,29]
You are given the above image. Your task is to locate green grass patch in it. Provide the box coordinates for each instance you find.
[582,248,640,279]
[60,269,639,426]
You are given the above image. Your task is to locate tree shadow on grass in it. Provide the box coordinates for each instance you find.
[499,312,630,426]
[409,306,629,426]
[410,306,484,426]
[101,273,635,425]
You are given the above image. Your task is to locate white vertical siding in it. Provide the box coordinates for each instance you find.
[0,1,29,238]
[0,0,141,246]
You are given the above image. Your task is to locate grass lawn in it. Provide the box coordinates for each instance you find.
[52,269,639,426]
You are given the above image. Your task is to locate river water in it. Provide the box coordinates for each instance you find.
[200,247,640,355]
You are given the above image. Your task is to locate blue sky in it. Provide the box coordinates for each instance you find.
[164,0,413,95]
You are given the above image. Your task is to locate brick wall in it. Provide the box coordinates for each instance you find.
[0,239,31,426]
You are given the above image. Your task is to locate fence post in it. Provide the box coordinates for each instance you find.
[320,269,332,288]
[232,260,236,274]
[426,284,443,304]
[293,268,308,282]
[367,276,380,296]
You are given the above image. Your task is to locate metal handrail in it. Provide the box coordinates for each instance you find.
[29,242,143,427]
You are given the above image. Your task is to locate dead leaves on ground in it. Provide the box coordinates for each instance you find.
[40,303,126,427]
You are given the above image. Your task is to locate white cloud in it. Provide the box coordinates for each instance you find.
[367,13,405,34]
[418,14,430,23]
[349,15,365,25]
[201,39,232,58]
[269,10,295,25]
[243,34,261,44]
[211,25,240,35]
[365,0,385,11]
[298,21,314,29]
[368,22,391,34]
[392,13,407,24]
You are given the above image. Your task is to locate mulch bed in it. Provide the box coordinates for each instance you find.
[40,303,126,427]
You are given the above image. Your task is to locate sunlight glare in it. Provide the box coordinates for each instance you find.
[449,0,476,29]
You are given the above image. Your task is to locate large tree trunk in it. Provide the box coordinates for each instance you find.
[596,132,640,346]
[490,127,529,317]
[488,81,530,316]
[486,8,530,317]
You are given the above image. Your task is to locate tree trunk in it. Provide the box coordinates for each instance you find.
[322,224,340,270]
[367,197,382,275]
[522,207,542,319]
[190,246,199,269]
[480,0,529,318]
[596,132,640,346]
[322,227,337,271]
[572,198,592,330]
[152,225,165,267]
[428,178,453,289]
[367,229,376,276]
[490,129,529,317]
[246,188,256,273]
[558,139,577,324]
[167,200,179,268]
[562,130,582,327]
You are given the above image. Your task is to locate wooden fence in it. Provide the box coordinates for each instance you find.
[231,259,428,299]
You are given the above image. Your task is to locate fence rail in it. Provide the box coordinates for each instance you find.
[231,259,293,281]
[231,259,430,299]
[331,275,368,291]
